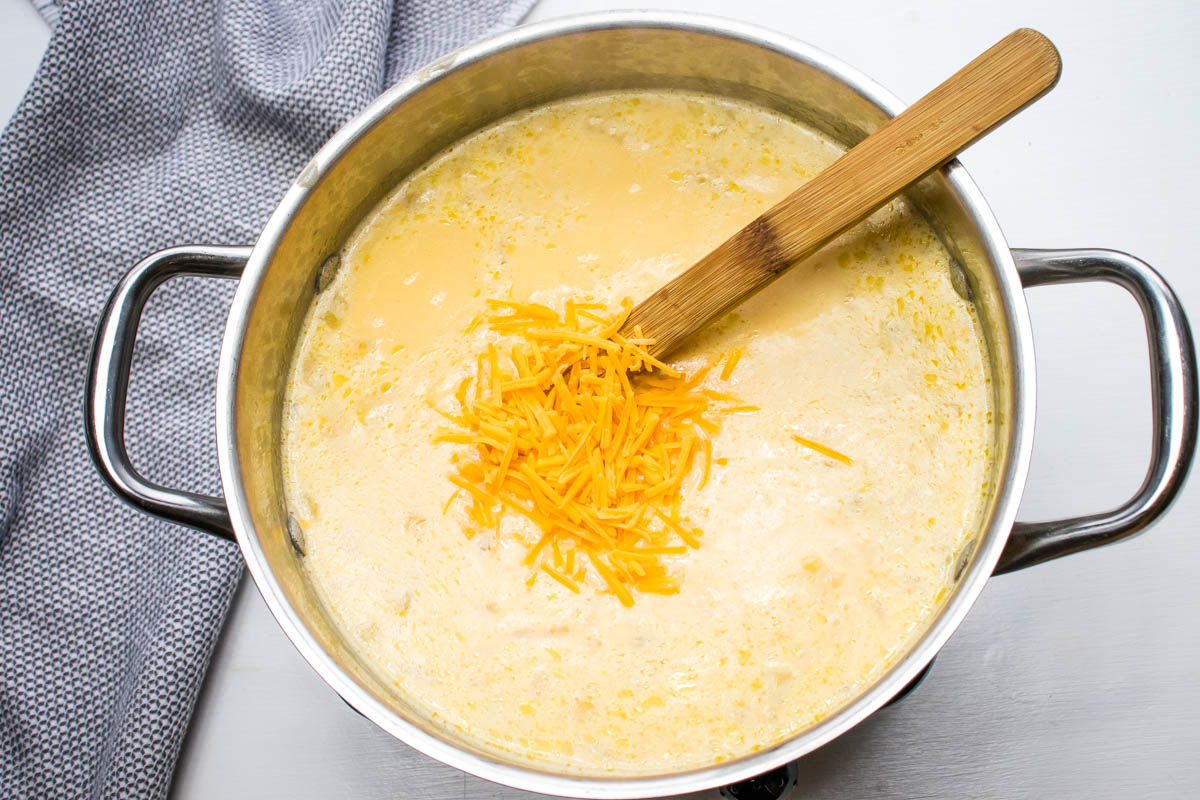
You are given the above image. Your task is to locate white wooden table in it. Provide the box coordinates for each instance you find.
[4,1,1197,797]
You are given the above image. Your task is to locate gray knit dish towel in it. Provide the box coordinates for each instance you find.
[0,1,534,797]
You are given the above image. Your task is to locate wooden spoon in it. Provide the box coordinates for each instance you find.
[619,28,1061,358]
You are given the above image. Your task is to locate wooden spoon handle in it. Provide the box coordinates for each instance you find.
[620,28,1062,357]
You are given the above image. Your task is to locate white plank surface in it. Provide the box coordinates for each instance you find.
[3,1,1197,798]
[0,0,48,120]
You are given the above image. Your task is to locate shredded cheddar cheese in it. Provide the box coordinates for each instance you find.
[720,348,743,381]
[436,299,744,605]
[790,434,853,465]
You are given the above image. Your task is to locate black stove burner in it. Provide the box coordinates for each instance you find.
[719,762,795,800]
[882,657,935,708]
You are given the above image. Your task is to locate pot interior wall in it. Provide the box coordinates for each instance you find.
[230,23,1017,773]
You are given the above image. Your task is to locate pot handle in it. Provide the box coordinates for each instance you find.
[995,248,1198,573]
[84,245,252,541]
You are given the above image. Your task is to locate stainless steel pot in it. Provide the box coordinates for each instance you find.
[84,12,1198,798]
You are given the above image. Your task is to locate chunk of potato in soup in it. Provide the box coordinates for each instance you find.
[282,91,992,773]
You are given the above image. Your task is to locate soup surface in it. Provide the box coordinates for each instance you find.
[282,92,992,773]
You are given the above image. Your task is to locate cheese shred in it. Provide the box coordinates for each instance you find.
[438,299,748,604]
[790,434,853,465]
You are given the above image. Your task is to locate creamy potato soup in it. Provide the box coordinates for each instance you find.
[282,92,992,773]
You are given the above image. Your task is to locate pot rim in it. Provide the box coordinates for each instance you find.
[215,11,1036,798]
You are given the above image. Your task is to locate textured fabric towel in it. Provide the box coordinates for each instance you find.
[0,1,533,797]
